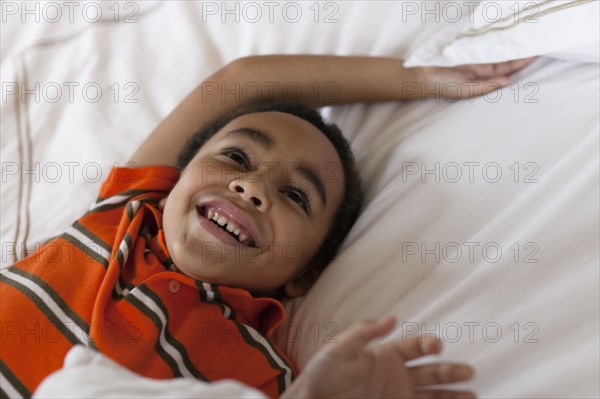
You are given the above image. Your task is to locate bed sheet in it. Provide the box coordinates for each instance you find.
[1,2,598,398]
[280,58,600,399]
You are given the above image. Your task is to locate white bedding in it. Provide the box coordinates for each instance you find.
[32,346,267,399]
[1,1,598,398]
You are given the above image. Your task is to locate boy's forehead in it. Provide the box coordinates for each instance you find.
[213,112,342,170]
[218,111,320,141]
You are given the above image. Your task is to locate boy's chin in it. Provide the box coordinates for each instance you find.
[169,259,218,282]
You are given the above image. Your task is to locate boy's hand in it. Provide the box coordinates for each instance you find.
[282,316,476,399]
[410,57,538,101]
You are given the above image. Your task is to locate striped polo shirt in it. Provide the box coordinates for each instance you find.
[0,166,295,399]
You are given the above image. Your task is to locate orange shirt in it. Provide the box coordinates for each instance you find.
[0,166,295,398]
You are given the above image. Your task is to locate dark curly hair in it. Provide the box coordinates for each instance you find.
[176,102,363,292]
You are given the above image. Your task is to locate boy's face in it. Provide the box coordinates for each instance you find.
[162,112,344,297]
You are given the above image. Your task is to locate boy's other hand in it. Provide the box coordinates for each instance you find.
[409,57,538,101]
[282,316,476,399]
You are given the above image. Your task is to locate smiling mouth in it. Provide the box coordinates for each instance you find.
[196,205,257,248]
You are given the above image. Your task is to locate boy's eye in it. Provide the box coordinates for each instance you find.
[284,187,310,213]
[222,147,250,168]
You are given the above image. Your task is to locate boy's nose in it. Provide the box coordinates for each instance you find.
[228,178,270,210]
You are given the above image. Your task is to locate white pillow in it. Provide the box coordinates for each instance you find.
[404,0,600,67]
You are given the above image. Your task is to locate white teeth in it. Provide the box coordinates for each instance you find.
[239,233,247,243]
[205,209,247,241]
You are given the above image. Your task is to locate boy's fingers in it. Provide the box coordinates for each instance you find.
[328,316,396,359]
[409,363,474,386]
[471,56,537,79]
[383,335,442,361]
[414,389,477,399]
[487,57,536,79]
[505,56,538,75]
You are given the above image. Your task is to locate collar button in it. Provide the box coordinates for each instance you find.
[169,280,180,294]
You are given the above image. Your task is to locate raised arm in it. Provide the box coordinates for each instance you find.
[129,55,535,167]
[129,55,414,167]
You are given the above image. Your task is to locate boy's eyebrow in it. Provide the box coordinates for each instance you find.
[225,128,273,148]
[224,127,327,207]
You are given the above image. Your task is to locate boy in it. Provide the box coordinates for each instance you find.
[1,55,533,399]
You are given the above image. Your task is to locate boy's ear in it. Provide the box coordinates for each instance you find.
[284,267,321,298]
[283,279,308,298]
